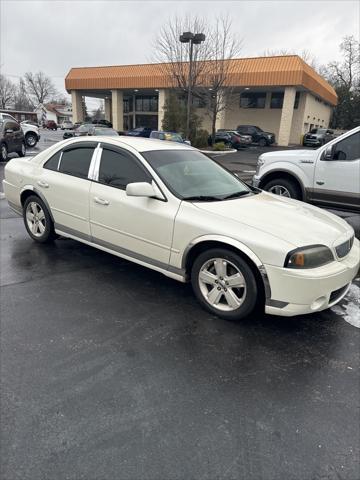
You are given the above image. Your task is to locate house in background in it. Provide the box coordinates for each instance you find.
[35,103,73,126]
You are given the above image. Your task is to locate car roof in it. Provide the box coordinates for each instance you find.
[61,135,193,152]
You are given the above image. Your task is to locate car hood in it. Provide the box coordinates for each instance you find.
[193,192,352,248]
[260,149,317,162]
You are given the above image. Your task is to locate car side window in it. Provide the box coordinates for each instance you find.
[59,146,95,178]
[333,132,360,161]
[5,120,20,131]
[44,151,61,171]
[98,147,151,189]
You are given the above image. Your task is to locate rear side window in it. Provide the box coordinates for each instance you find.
[44,151,61,171]
[98,148,151,189]
[59,146,94,178]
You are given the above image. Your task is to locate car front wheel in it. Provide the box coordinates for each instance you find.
[23,195,56,243]
[191,248,258,321]
[25,133,37,147]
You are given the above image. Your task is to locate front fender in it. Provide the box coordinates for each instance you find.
[258,162,311,196]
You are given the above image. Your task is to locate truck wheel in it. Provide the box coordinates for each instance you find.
[263,178,301,200]
[258,138,267,147]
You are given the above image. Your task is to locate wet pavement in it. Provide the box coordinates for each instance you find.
[1,132,359,480]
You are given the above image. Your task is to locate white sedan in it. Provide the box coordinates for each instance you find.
[3,137,359,321]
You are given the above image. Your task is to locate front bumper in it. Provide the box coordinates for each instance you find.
[264,238,360,317]
[252,175,261,188]
[303,137,322,146]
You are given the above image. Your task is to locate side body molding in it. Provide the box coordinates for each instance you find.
[180,234,271,299]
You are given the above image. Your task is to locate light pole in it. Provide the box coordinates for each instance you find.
[179,31,205,140]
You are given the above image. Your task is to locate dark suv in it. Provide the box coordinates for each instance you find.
[303,128,335,147]
[0,118,26,161]
[237,125,275,146]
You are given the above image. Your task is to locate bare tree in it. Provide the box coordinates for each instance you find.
[13,78,34,111]
[199,17,242,143]
[0,74,16,109]
[24,71,57,106]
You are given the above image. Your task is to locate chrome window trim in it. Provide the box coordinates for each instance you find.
[57,151,63,171]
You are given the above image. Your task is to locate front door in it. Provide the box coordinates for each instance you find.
[89,143,179,267]
[312,131,360,211]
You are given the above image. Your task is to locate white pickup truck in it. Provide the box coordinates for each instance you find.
[253,126,359,212]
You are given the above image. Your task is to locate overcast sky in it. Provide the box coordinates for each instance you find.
[1,0,359,110]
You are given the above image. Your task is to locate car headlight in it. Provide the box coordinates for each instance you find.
[267,134,273,138]
[284,245,334,269]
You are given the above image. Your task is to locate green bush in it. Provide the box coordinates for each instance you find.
[213,141,226,151]
[192,129,209,149]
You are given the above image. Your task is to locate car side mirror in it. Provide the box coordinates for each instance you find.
[323,144,334,161]
[126,182,156,198]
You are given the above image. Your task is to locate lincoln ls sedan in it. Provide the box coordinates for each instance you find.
[3,137,359,321]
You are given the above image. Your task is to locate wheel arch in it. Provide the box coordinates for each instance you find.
[259,169,305,200]
[181,235,271,302]
[20,186,54,222]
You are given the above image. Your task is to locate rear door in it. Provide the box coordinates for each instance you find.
[312,131,360,211]
[38,141,98,236]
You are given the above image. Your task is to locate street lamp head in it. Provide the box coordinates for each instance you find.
[193,33,206,44]
[180,32,194,43]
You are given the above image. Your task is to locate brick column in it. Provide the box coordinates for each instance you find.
[71,90,84,123]
[104,97,112,122]
[111,90,123,131]
[278,87,296,146]
[158,89,167,130]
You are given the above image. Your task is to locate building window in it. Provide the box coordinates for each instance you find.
[135,96,158,112]
[124,97,133,113]
[240,91,266,109]
[294,92,300,109]
[192,96,206,108]
[270,92,284,109]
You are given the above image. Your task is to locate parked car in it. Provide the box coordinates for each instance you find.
[150,131,190,144]
[303,128,335,147]
[44,120,57,130]
[0,117,26,161]
[126,127,152,138]
[237,125,275,146]
[0,114,40,148]
[60,120,74,130]
[63,123,108,139]
[88,126,119,136]
[209,131,252,149]
[253,126,360,212]
[3,137,358,321]
[94,119,113,128]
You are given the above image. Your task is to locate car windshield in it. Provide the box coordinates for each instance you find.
[94,128,118,136]
[142,149,251,201]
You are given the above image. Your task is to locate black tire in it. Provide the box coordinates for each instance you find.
[25,132,37,147]
[263,177,301,200]
[0,143,8,162]
[258,137,267,147]
[191,248,259,321]
[17,141,26,157]
[23,195,57,243]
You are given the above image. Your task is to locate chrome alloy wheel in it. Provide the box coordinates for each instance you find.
[198,258,247,312]
[268,185,291,197]
[26,201,46,237]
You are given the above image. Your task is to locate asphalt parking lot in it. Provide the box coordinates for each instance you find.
[1,130,359,480]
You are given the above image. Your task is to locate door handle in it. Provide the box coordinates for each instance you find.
[37,180,49,188]
[316,181,325,185]
[94,196,109,206]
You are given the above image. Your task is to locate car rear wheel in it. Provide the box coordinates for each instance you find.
[25,133,37,147]
[191,248,258,321]
[23,195,56,243]
[17,142,26,157]
[0,143,8,162]
[263,177,301,200]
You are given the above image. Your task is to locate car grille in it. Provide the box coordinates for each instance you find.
[329,284,349,304]
[335,236,354,259]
